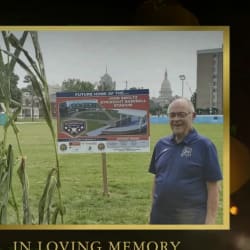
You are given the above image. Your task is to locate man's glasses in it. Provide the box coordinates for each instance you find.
[167,112,192,119]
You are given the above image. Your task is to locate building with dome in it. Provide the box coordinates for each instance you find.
[156,69,173,107]
[98,67,116,91]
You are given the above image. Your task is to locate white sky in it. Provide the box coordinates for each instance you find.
[3,29,223,99]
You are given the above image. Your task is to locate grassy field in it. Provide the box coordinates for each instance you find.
[1,121,224,225]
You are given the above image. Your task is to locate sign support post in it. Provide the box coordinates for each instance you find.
[101,152,109,196]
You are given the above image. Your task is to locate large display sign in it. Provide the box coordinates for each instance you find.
[56,89,150,153]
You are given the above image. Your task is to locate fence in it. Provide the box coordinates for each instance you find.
[150,115,223,124]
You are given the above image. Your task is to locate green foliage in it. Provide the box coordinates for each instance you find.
[149,99,162,115]
[0,31,65,224]
[0,144,14,224]
[9,73,22,106]
[17,158,32,224]
[21,83,33,93]
[62,78,95,92]
[0,31,26,224]
[191,90,197,110]
[38,168,64,224]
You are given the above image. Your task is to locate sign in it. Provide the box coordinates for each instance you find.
[56,89,150,153]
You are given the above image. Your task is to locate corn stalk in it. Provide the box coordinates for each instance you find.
[0,143,15,224]
[0,31,28,224]
[0,31,65,224]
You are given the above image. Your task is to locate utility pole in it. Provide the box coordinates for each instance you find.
[179,74,186,97]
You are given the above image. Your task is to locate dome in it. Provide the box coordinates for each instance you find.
[98,67,116,91]
[157,69,173,107]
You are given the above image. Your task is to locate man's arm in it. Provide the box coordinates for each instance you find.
[205,181,221,224]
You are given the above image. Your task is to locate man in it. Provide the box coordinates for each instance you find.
[149,97,222,224]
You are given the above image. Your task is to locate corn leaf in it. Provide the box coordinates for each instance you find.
[0,145,14,224]
[1,40,56,142]
[30,32,47,83]
[1,31,64,224]
[17,158,32,224]
[38,168,58,224]
[1,31,29,72]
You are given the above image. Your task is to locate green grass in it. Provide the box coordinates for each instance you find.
[0,121,224,225]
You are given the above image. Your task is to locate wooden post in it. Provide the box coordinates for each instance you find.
[101,152,109,196]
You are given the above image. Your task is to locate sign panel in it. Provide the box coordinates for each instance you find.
[56,89,150,153]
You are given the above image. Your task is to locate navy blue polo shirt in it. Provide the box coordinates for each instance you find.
[149,128,222,213]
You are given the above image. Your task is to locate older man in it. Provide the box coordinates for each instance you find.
[149,97,222,224]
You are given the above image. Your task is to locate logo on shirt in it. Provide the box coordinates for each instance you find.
[181,146,192,158]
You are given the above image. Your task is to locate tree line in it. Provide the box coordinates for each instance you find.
[10,75,202,116]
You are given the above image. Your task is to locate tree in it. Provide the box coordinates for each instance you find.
[129,87,145,90]
[61,78,95,92]
[21,83,34,93]
[149,99,162,115]
[10,72,22,107]
[191,91,197,111]
[21,83,40,120]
